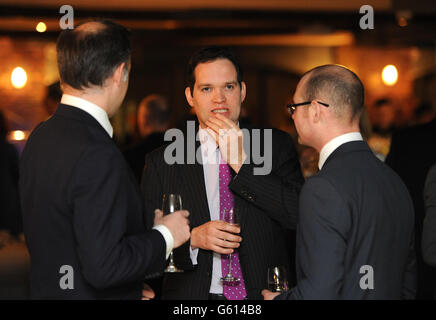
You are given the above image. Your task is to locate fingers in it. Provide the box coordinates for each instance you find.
[154,209,163,218]
[191,220,242,253]
[216,220,241,234]
[153,209,163,226]
[261,290,281,300]
[176,209,190,218]
[261,289,270,300]
[211,244,235,255]
[142,284,155,300]
[208,113,237,129]
[215,229,242,244]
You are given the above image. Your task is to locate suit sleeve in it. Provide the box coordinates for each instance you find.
[275,176,350,299]
[422,164,436,267]
[229,130,304,230]
[71,144,166,290]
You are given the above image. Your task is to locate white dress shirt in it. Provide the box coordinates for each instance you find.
[189,127,226,294]
[318,132,363,170]
[61,94,113,138]
[61,94,173,258]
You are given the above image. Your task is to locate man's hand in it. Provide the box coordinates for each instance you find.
[154,209,190,248]
[262,289,281,300]
[141,283,155,300]
[206,113,246,173]
[190,220,242,254]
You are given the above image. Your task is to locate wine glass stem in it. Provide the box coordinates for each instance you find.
[169,251,175,265]
[228,253,233,275]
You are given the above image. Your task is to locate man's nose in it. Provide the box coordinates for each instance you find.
[212,88,225,103]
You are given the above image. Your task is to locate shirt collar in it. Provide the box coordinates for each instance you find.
[198,126,218,152]
[61,94,113,138]
[318,132,363,170]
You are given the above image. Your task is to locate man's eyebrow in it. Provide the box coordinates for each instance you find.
[196,81,238,87]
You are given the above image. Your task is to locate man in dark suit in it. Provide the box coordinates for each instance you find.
[422,164,436,269]
[263,64,416,300]
[386,117,436,299]
[19,20,190,299]
[141,46,304,300]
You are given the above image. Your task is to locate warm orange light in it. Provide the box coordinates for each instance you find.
[381,65,398,86]
[11,67,27,89]
[12,130,26,141]
[36,22,47,33]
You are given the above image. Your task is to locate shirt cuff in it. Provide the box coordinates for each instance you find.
[152,224,174,260]
[189,245,199,265]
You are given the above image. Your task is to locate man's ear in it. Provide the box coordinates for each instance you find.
[185,87,194,108]
[113,62,126,86]
[240,81,247,103]
[311,100,322,123]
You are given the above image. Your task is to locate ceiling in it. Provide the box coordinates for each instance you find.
[0,0,434,47]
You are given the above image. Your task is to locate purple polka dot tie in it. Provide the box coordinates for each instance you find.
[219,158,247,300]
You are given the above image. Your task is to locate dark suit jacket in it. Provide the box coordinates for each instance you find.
[386,118,436,299]
[123,132,166,183]
[19,104,166,299]
[422,163,436,267]
[141,126,304,300]
[276,141,416,299]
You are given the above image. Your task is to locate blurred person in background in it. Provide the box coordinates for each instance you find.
[43,81,62,117]
[123,94,170,183]
[386,103,436,299]
[0,110,22,238]
[368,98,398,161]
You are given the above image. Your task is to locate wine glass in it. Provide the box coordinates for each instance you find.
[162,194,184,273]
[267,266,288,292]
[220,208,241,285]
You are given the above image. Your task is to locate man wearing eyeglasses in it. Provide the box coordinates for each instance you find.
[263,64,416,300]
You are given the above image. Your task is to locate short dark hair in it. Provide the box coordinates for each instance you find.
[186,46,243,95]
[57,20,131,90]
[304,65,364,121]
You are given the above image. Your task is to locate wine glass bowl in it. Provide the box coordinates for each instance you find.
[267,266,288,293]
[220,208,240,285]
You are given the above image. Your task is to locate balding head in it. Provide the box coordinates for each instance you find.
[57,19,131,90]
[301,65,364,123]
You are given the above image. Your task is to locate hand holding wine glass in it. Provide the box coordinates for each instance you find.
[159,194,189,272]
[153,208,190,249]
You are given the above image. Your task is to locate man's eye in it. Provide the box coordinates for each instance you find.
[226,84,234,90]
[201,87,211,93]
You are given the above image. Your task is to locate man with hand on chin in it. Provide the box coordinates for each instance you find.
[141,46,304,300]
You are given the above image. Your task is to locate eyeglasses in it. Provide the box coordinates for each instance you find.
[286,101,329,115]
